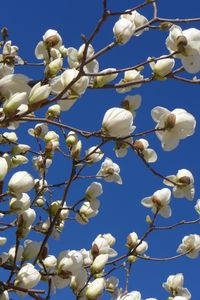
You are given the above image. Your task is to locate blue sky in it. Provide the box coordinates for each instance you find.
[1,0,200,299]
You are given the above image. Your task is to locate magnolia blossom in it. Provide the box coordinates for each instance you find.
[28,82,51,107]
[57,250,83,276]
[85,182,103,210]
[151,106,196,151]
[141,188,171,218]
[86,278,105,300]
[102,107,134,138]
[20,208,36,227]
[22,240,42,261]
[91,254,108,274]
[105,276,119,295]
[50,200,69,220]
[28,123,48,139]
[91,234,117,258]
[3,92,27,117]
[116,70,143,93]
[1,131,18,143]
[51,68,89,110]
[8,171,34,195]
[14,263,41,296]
[166,25,200,73]
[113,18,135,45]
[67,43,99,73]
[121,94,142,118]
[85,146,104,164]
[126,232,148,255]
[117,291,141,300]
[9,193,30,213]
[0,291,9,300]
[94,68,118,87]
[162,273,191,299]
[133,139,157,163]
[0,74,31,98]
[70,267,87,294]
[164,169,194,200]
[8,245,23,263]
[148,56,175,78]
[114,137,132,158]
[76,201,99,224]
[177,234,200,258]
[35,29,63,60]
[0,157,8,181]
[97,157,122,184]
[120,10,148,36]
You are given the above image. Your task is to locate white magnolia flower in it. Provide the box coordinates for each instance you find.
[9,193,30,213]
[126,232,148,255]
[114,136,133,158]
[76,200,99,224]
[14,263,41,296]
[0,157,8,181]
[20,208,36,227]
[133,139,157,163]
[121,94,142,118]
[91,234,117,258]
[116,70,143,94]
[173,297,188,300]
[70,267,87,293]
[85,146,104,164]
[80,249,93,266]
[164,169,194,200]
[50,200,69,220]
[105,276,119,294]
[28,123,48,139]
[151,106,196,151]
[102,107,135,138]
[12,144,30,155]
[32,155,52,177]
[177,234,200,259]
[11,155,28,168]
[1,132,18,143]
[149,56,175,78]
[94,68,118,87]
[166,25,200,73]
[8,245,23,263]
[117,291,141,300]
[22,240,42,261]
[57,250,83,276]
[0,74,31,98]
[141,188,171,218]
[28,82,51,107]
[113,18,135,45]
[3,92,27,117]
[85,182,103,210]
[120,10,148,36]
[68,43,99,73]
[35,29,62,60]
[86,278,105,300]
[91,254,109,274]
[97,157,122,184]
[8,171,34,195]
[162,273,191,299]
[0,252,9,265]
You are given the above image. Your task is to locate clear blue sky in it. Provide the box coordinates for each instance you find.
[1,1,200,299]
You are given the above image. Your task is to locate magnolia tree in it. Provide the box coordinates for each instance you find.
[0,1,200,299]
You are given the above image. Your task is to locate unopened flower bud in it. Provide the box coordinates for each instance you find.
[66,131,78,149]
[71,140,82,159]
[45,58,63,78]
[133,140,144,152]
[91,254,108,274]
